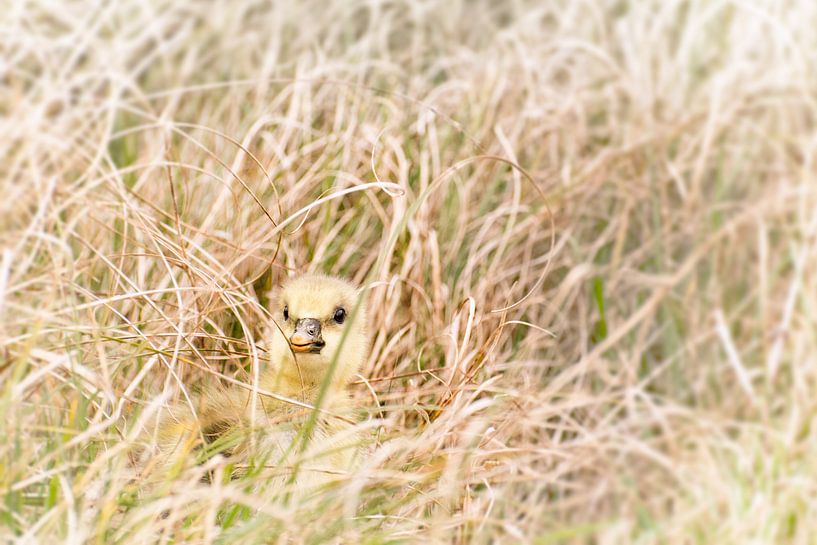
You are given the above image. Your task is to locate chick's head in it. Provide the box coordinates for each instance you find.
[270,274,368,387]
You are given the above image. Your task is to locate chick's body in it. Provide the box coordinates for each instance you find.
[147,274,367,489]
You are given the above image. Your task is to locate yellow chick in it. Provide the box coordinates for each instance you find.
[263,273,368,401]
[145,273,368,491]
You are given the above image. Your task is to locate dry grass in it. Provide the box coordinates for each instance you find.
[2,0,817,543]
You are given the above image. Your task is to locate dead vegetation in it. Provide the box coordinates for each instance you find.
[2,1,817,543]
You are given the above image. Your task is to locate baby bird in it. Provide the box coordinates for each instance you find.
[146,273,368,490]
[264,273,368,401]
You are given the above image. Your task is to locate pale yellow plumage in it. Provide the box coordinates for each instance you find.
[143,273,368,490]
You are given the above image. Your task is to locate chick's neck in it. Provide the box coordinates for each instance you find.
[260,360,350,403]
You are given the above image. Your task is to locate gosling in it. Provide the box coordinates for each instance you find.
[147,273,368,489]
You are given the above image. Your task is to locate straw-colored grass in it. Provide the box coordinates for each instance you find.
[3,1,817,543]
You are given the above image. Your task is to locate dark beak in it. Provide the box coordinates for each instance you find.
[289,318,325,353]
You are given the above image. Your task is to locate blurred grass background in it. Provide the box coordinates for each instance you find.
[2,0,817,543]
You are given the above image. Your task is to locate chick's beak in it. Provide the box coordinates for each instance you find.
[289,318,325,353]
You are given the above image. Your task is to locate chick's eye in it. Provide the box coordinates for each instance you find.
[283,306,289,321]
[333,308,346,324]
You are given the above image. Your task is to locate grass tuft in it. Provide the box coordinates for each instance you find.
[2,1,817,543]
